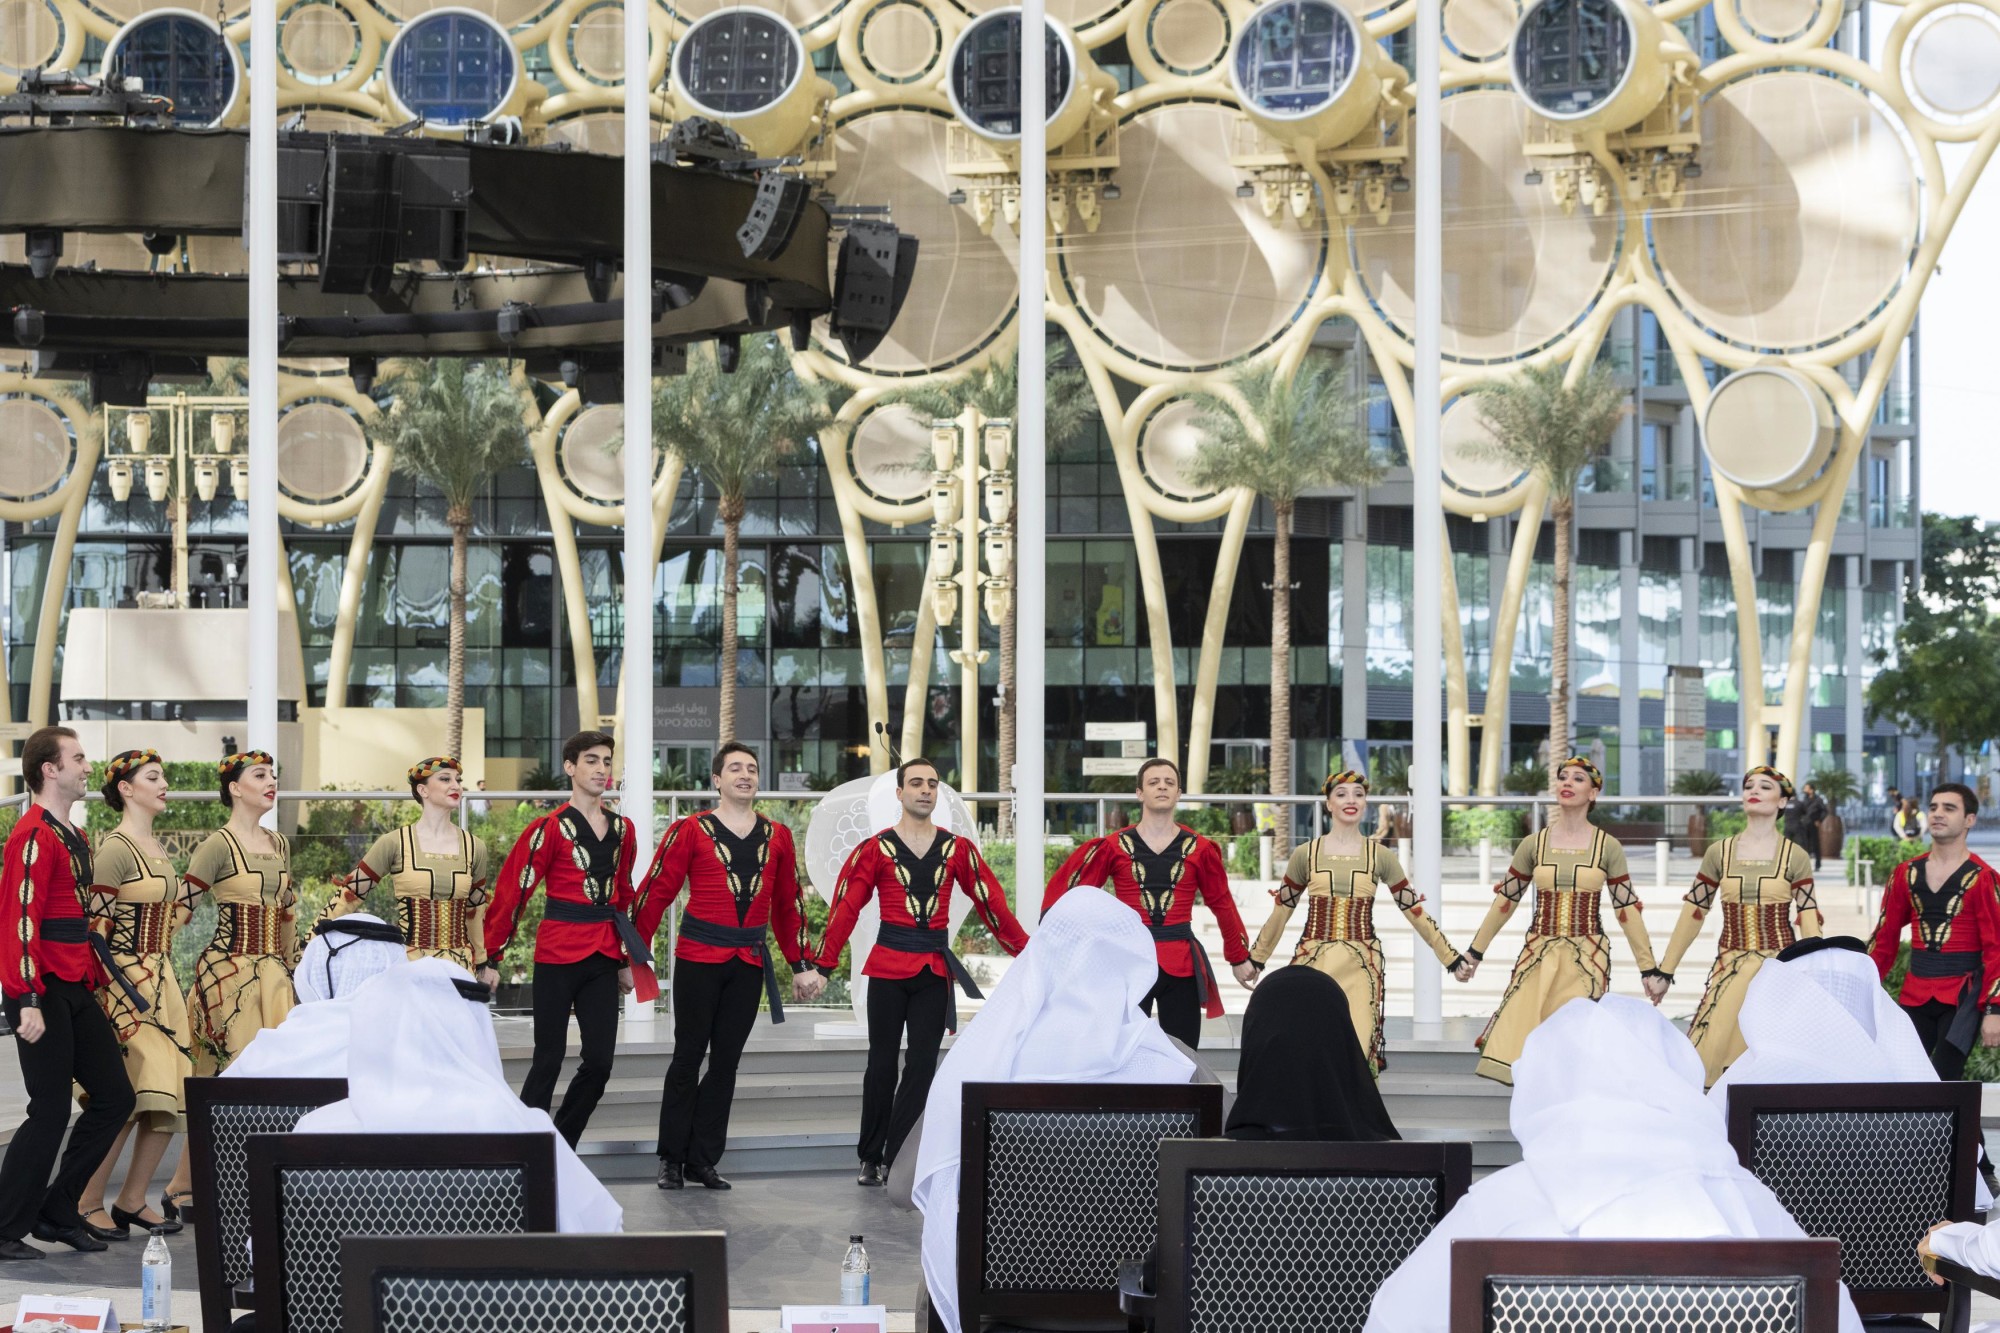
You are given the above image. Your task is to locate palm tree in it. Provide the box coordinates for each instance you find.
[1470,361,1626,785]
[880,348,1091,834]
[1185,358,1383,859]
[652,336,839,743]
[370,359,532,758]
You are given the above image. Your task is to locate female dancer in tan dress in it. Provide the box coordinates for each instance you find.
[1656,765,1822,1087]
[1461,757,1665,1084]
[1249,771,1472,1072]
[319,756,491,971]
[186,750,297,1075]
[75,750,194,1242]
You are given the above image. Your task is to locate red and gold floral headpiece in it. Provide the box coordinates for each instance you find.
[1322,769,1369,796]
[408,756,461,784]
[1743,765,1795,800]
[104,748,162,782]
[1557,755,1604,789]
[219,750,276,782]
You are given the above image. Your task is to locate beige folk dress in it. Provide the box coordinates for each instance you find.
[1470,827,1657,1084]
[1658,835,1822,1087]
[88,832,196,1131]
[185,828,298,1074]
[1251,838,1463,1072]
[319,824,493,972]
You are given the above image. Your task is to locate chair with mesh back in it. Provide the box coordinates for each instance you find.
[1448,1238,1844,1333]
[340,1233,730,1333]
[1725,1080,1979,1333]
[185,1076,348,1333]
[248,1131,559,1333]
[941,1081,1224,1332]
[1117,1139,1473,1333]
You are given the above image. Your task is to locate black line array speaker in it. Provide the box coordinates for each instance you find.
[830,219,919,362]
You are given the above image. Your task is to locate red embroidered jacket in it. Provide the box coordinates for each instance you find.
[485,804,639,967]
[810,829,1029,980]
[634,812,809,968]
[1869,851,2000,1010]
[2,805,103,999]
[1044,825,1250,977]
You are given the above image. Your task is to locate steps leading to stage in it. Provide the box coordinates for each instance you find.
[497,1014,1528,1180]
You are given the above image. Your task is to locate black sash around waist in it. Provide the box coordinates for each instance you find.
[877,922,983,1025]
[542,898,657,981]
[1909,947,1983,1055]
[40,918,149,1013]
[678,913,785,1024]
[1146,921,1217,1008]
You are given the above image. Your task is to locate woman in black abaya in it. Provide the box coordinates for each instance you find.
[1228,964,1400,1142]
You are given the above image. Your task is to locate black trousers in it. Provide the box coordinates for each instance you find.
[657,957,764,1169]
[860,971,952,1167]
[0,979,136,1241]
[520,952,624,1147]
[1904,998,1973,1080]
[1140,969,1203,1049]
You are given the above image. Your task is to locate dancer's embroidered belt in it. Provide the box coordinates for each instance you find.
[1147,921,1225,1020]
[398,897,472,953]
[213,903,287,956]
[1303,895,1376,944]
[678,913,785,1024]
[42,917,149,1012]
[1529,889,1602,938]
[541,897,660,1002]
[1718,900,1795,954]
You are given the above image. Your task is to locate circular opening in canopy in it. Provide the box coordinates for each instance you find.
[1511,0,1634,121]
[106,9,240,127]
[674,9,805,115]
[945,8,1076,140]
[386,7,518,128]
[1229,0,1360,120]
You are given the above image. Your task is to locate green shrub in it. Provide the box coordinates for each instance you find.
[1848,835,1922,888]
[1707,810,1748,840]
[1503,762,1547,796]
[1227,833,1261,877]
[1671,769,1728,796]
[1445,807,1524,848]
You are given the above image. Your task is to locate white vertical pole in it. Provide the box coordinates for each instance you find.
[1409,0,1444,1034]
[247,0,279,771]
[1014,1,1047,928]
[622,0,656,1022]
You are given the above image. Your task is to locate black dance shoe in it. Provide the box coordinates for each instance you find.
[32,1218,108,1252]
[80,1208,129,1242]
[656,1161,685,1190]
[856,1162,886,1187]
[112,1203,179,1235]
[689,1164,732,1191]
[0,1238,44,1261]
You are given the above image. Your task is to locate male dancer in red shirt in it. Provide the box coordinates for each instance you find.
[0,727,135,1259]
[481,730,654,1146]
[806,757,1030,1186]
[636,742,812,1191]
[1868,782,2000,1077]
[1045,757,1254,1047]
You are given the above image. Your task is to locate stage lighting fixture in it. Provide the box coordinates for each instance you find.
[25,229,60,280]
[229,457,248,501]
[210,413,235,453]
[738,171,812,260]
[143,457,170,502]
[12,306,43,348]
[790,311,812,353]
[194,457,220,502]
[717,333,742,373]
[350,355,378,395]
[90,353,153,409]
[127,412,152,453]
[108,460,134,503]
[497,302,528,347]
[142,231,178,256]
[946,8,1103,146]
[1101,182,1122,201]
[1510,0,1683,133]
[585,257,617,305]
[829,220,919,363]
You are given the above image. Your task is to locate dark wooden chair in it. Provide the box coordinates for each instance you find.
[1448,1238,1845,1333]
[933,1080,1223,1332]
[340,1232,731,1333]
[248,1131,559,1333]
[1928,1253,2000,1305]
[1118,1138,1472,1333]
[1725,1080,1980,1333]
[184,1076,347,1333]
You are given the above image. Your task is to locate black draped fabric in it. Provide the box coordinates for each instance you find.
[1226,965,1399,1142]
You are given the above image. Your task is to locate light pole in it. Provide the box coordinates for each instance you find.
[927,410,1014,810]
[105,393,250,606]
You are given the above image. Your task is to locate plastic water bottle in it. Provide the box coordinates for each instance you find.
[840,1233,870,1305]
[141,1226,171,1331]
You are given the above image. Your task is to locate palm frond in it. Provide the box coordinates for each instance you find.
[634,336,838,503]
[1182,358,1382,504]
[370,358,532,510]
[1467,361,1626,497]
[874,350,1096,456]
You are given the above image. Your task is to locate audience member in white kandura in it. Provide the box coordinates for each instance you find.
[294,957,623,1233]
[1363,994,1863,1333]
[221,914,406,1079]
[1712,934,1994,1208]
[897,887,1221,1333]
